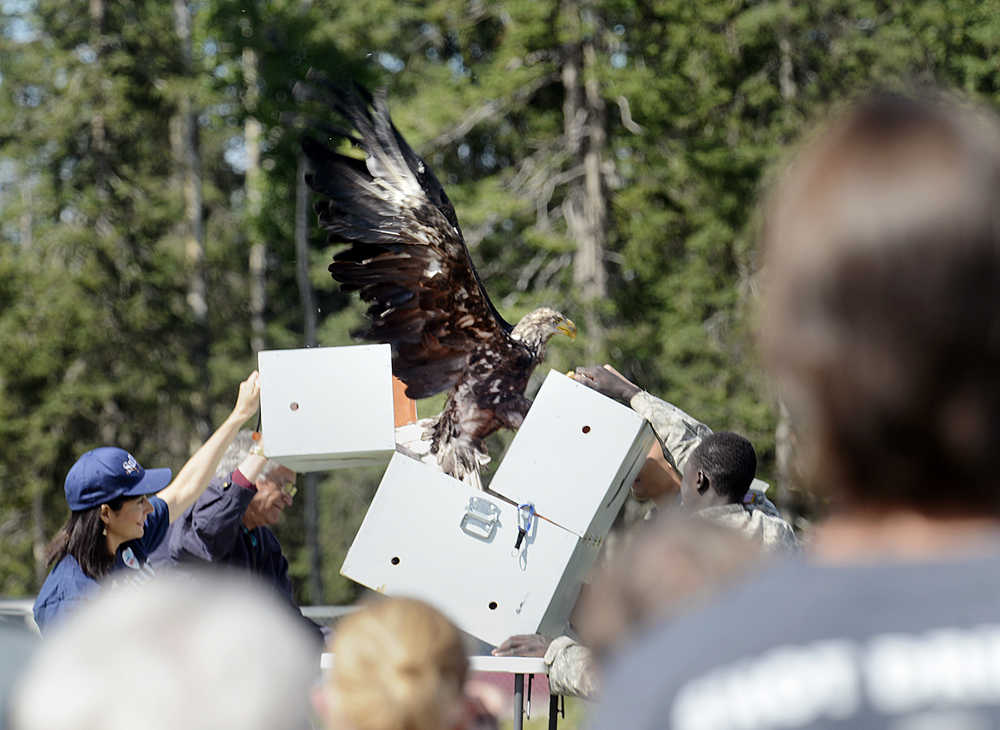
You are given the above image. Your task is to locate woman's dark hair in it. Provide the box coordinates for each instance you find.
[45,496,126,580]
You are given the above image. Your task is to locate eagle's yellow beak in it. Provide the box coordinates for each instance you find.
[557,318,577,340]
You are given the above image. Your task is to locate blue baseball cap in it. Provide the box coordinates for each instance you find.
[64,447,172,511]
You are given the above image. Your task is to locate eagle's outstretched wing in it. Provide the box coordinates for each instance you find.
[300,80,514,400]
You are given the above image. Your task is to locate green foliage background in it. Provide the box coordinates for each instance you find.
[2,0,999,606]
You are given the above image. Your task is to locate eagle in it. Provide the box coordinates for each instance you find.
[300,81,576,487]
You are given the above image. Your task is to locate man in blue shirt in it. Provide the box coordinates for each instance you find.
[149,431,323,642]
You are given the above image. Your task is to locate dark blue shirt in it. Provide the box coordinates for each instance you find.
[148,476,294,599]
[148,475,322,644]
[591,548,1000,730]
[33,496,169,633]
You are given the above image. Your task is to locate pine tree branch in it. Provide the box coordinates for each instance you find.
[423,72,560,153]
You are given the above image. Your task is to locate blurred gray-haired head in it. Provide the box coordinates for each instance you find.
[10,572,318,730]
[215,430,281,481]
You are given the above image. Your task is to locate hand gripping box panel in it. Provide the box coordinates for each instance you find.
[341,370,656,646]
[258,345,396,472]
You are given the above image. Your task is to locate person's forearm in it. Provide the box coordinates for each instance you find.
[236,454,267,484]
[545,636,600,699]
[629,391,712,474]
[159,412,250,523]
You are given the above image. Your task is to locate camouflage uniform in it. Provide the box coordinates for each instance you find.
[543,391,796,698]
[544,634,601,698]
[629,390,795,547]
[629,391,713,474]
[695,504,799,551]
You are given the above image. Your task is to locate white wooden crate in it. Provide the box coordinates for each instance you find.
[258,345,396,472]
[341,371,655,646]
[340,453,594,647]
[490,370,656,540]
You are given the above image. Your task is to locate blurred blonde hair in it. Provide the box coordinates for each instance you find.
[325,597,469,730]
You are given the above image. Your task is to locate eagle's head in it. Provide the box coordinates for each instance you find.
[510,307,577,360]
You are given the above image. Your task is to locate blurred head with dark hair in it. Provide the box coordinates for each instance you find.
[680,432,757,509]
[760,92,1000,516]
[577,515,763,661]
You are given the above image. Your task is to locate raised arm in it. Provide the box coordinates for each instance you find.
[572,364,712,473]
[157,371,262,523]
[627,389,711,474]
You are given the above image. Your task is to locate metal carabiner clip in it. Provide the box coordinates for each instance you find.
[514,502,536,550]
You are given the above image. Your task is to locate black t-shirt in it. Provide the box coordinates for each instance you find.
[591,548,1000,730]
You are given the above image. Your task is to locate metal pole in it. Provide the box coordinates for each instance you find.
[549,693,560,730]
[514,673,524,730]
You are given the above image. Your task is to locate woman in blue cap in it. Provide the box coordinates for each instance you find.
[33,371,262,633]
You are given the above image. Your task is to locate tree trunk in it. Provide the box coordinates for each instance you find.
[174,0,210,441]
[295,154,318,348]
[244,47,267,355]
[295,153,324,603]
[778,35,798,101]
[577,38,608,304]
[775,398,817,528]
[561,0,609,358]
[31,486,45,584]
[174,0,207,323]
[20,180,32,250]
[775,399,795,499]
[90,0,107,205]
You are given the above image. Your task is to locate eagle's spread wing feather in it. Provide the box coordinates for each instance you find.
[301,81,515,400]
[300,79,575,486]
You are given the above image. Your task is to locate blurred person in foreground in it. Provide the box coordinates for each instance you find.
[0,624,36,730]
[576,513,763,664]
[148,430,323,642]
[320,597,496,730]
[32,371,261,633]
[11,573,317,730]
[591,91,1000,729]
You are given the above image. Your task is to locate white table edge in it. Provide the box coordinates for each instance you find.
[320,653,547,674]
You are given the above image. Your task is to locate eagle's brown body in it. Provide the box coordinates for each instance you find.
[301,81,574,485]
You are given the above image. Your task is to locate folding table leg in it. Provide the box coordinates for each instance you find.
[514,673,524,730]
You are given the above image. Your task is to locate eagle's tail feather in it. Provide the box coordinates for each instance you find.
[394,416,489,490]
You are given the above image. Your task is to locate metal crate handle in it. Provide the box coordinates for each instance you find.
[459,496,500,541]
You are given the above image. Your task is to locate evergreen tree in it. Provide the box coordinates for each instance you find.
[3,0,1000,602]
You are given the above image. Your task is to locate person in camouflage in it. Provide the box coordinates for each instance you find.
[679,431,798,549]
[493,364,795,698]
